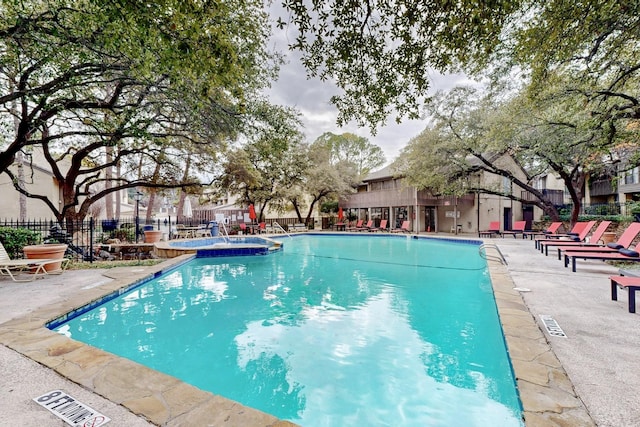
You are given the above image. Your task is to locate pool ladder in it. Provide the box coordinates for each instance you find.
[273,221,292,238]
[479,243,508,265]
[219,222,230,243]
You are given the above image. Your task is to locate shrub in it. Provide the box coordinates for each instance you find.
[0,227,41,258]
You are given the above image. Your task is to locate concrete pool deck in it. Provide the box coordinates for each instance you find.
[0,235,638,426]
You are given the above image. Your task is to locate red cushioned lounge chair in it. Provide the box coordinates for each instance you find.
[564,238,640,272]
[539,221,609,258]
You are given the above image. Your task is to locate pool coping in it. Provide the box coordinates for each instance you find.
[0,238,594,426]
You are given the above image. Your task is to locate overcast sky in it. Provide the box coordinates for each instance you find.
[264,19,473,166]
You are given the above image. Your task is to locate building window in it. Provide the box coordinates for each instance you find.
[502,177,511,194]
[624,167,640,185]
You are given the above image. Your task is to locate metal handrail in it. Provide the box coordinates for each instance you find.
[219,222,230,243]
[273,221,292,238]
[479,243,508,265]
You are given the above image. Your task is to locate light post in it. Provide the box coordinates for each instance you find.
[134,191,143,243]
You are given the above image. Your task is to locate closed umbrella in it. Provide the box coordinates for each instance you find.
[249,204,257,222]
[183,196,193,219]
[338,207,344,222]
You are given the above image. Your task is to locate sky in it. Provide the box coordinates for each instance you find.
[264,17,474,167]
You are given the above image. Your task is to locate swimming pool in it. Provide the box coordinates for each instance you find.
[54,235,524,426]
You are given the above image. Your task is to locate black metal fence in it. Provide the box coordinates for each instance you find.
[557,202,624,216]
[0,215,321,262]
[0,217,176,262]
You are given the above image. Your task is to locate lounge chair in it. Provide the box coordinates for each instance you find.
[501,221,527,239]
[564,241,640,272]
[175,224,189,239]
[346,219,363,231]
[609,275,640,313]
[534,221,585,250]
[539,221,609,258]
[356,220,374,231]
[370,219,388,232]
[559,222,640,259]
[528,222,563,242]
[533,222,586,249]
[478,221,500,238]
[0,242,68,282]
[391,220,411,233]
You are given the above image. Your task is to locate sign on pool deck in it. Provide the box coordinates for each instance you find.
[33,390,110,426]
[540,314,567,338]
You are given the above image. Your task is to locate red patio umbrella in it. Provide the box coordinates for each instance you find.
[248,204,257,222]
[338,207,344,222]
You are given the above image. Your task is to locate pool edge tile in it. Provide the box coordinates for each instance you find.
[487,258,596,427]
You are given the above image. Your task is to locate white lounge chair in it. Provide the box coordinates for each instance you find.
[0,242,69,282]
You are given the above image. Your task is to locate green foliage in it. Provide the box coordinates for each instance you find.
[281,0,640,133]
[279,0,521,128]
[0,0,279,222]
[314,132,386,178]
[320,201,339,214]
[627,202,640,214]
[109,228,136,243]
[0,227,41,258]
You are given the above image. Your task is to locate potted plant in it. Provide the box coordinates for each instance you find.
[144,228,163,243]
[23,243,68,271]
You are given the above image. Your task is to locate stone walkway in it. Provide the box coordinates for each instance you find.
[1,235,638,426]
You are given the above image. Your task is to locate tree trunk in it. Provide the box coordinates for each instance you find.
[105,145,114,219]
[146,161,163,223]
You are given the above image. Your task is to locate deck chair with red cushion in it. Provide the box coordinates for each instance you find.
[346,219,363,231]
[529,222,563,242]
[391,221,411,233]
[534,221,587,250]
[356,220,374,231]
[539,221,610,258]
[371,219,388,232]
[560,222,640,258]
[565,239,640,272]
[478,221,501,238]
[501,221,527,239]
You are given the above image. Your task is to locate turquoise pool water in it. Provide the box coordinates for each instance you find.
[55,235,523,426]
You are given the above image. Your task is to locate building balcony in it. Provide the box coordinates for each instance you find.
[521,189,564,206]
[589,179,615,197]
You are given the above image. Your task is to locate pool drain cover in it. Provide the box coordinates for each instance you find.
[539,314,567,338]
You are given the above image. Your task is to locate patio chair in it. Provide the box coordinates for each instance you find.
[175,224,189,239]
[534,221,587,250]
[609,275,640,313]
[559,222,640,259]
[478,221,501,238]
[356,220,374,231]
[539,221,608,258]
[370,219,388,232]
[390,221,411,233]
[564,240,640,272]
[0,242,69,282]
[346,219,363,231]
[528,221,563,242]
[501,221,528,239]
